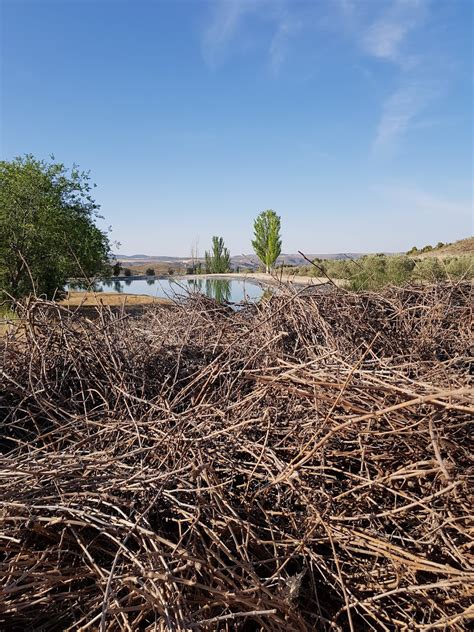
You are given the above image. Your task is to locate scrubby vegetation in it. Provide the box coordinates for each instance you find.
[279,253,473,290]
[1,283,472,630]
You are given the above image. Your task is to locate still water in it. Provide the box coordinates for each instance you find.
[76,277,265,303]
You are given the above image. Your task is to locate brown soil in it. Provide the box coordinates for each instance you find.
[61,291,172,307]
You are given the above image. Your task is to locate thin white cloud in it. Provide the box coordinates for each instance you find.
[332,0,435,154]
[201,0,300,71]
[362,0,427,63]
[357,1,439,154]
[374,184,472,219]
[269,13,301,73]
[373,80,438,153]
[202,1,252,68]
[201,1,446,155]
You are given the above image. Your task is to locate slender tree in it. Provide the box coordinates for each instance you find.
[252,210,281,273]
[204,236,231,273]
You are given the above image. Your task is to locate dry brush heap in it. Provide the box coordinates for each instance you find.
[1,283,473,631]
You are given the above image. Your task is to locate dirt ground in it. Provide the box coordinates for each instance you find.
[61,291,172,307]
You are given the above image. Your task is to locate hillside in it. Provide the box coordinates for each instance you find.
[415,237,474,258]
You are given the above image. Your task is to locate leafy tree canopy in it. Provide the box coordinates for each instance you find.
[252,210,281,273]
[0,155,110,300]
[205,236,231,274]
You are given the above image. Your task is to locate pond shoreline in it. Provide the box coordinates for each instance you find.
[64,274,345,308]
[69,272,345,287]
[183,272,346,288]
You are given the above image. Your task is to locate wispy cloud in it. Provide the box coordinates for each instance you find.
[268,12,301,73]
[201,1,251,68]
[201,0,301,72]
[373,79,438,154]
[374,184,472,219]
[355,1,441,154]
[362,0,427,63]
[201,1,448,155]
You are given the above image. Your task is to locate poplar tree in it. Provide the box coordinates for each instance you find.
[252,210,281,273]
[204,236,231,273]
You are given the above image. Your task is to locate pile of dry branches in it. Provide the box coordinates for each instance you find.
[1,282,473,631]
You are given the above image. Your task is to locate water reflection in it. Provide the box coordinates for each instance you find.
[187,279,231,302]
[207,279,231,303]
[67,277,264,303]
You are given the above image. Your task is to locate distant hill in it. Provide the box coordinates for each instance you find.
[116,254,186,262]
[114,251,376,270]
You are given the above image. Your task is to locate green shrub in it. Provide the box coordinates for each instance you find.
[445,256,473,279]
[413,258,446,281]
[274,254,472,291]
[386,256,415,285]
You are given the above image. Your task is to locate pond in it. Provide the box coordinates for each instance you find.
[71,277,266,304]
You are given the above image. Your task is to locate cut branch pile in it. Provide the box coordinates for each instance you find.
[1,283,473,630]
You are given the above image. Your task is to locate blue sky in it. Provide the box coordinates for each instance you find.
[2,0,472,255]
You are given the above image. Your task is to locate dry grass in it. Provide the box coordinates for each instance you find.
[1,283,473,631]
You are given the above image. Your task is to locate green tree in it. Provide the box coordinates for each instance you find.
[252,210,281,273]
[112,261,121,276]
[204,236,231,273]
[123,268,132,277]
[145,267,155,276]
[0,155,110,300]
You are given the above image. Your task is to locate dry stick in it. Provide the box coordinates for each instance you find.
[297,250,343,289]
[428,414,452,481]
[336,386,472,424]
[194,608,278,627]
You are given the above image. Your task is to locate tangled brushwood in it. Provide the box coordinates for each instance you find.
[1,283,473,631]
